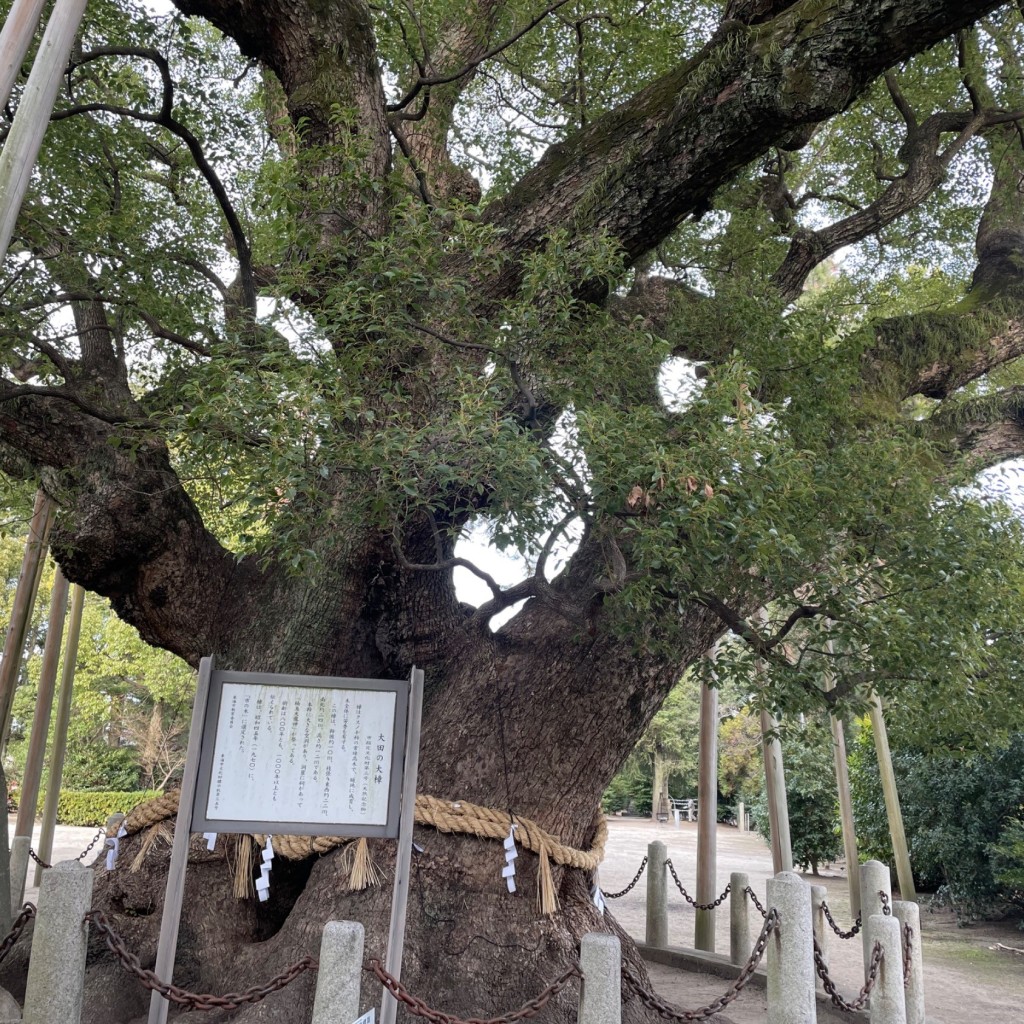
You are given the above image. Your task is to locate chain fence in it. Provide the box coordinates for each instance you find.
[879,891,891,915]
[365,956,582,1024]
[603,857,648,899]
[29,826,109,873]
[0,904,36,965]
[820,901,861,939]
[902,923,912,988]
[813,936,882,1012]
[664,861,730,911]
[621,907,779,1022]
[85,910,317,1010]
[744,885,767,919]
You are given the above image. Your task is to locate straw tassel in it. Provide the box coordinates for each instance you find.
[234,835,255,898]
[536,840,559,916]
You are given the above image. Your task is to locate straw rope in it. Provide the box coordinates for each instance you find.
[119,791,606,914]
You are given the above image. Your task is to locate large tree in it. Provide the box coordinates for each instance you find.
[4,0,1024,1021]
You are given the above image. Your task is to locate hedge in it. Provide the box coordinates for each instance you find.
[37,790,161,827]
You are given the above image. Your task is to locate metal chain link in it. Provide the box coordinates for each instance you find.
[621,907,779,1022]
[743,886,767,919]
[76,827,107,862]
[0,904,36,964]
[820,901,861,939]
[603,856,648,899]
[365,957,582,1024]
[664,861,730,910]
[28,848,50,870]
[813,936,882,1012]
[85,910,317,1010]
[902,923,912,989]
[879,891,891,916]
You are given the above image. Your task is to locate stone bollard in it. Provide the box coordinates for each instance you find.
[22,861,93,1024]
[766,871,815,1024]
[892,901,924,1024]
[866,914,907,1024]
[737,801,745,832]
[729,872,751,966]
[645,841,668,948]
[860,861,891,982]
[8,837,29,918]
[311,921,364,1024]
[810,884,827,980]
[579,933,621,1024]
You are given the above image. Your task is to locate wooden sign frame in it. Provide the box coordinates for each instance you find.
[148,657,424,1024]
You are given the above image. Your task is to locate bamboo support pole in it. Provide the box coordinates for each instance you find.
[694,677,718,951]
[0,0,90,265]
[34,583,84,885]
[869,694,916,901]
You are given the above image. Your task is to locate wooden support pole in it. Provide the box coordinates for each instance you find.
[0,0,90,265]
[869,694,916,902]
[760,706,793,874]
[0,0,48,110]
[694,678,718,952]
[14,565,68,845]
[34,583,84,885]
[0,491,53,746]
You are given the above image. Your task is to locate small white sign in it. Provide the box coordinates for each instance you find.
[204,682,397,826]
[353,1010,375,1024]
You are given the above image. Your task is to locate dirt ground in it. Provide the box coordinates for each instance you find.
[600,816,1024,1024]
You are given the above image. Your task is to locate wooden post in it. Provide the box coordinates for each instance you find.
[694,678,718,952]
[0,0,48,110]
[380,667,424,1024]
[824,641,861,917]
[148,656,214,1024]
[0,491,53,746]
[760,706,793,874]
[13,565,68,853]
[869,694,916,901]
[0,0,89,265]
[34,583,84,885]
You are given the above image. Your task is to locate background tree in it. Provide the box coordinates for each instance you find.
[3,1,1024,1020]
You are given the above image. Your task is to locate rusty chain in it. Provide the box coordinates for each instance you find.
[0,904,36,964]
[813,936,882,1012]
[603,856,648,899]
[621,907,779,1022]
[85,910,317,1010]
[879,891,891,916]
[365,957,581,1024]
[820,901,861,939]
[743,886,767,919]
[76,827,107,862]
[28,848,50,870]
[903,923,912,988]
[664,861,730,910]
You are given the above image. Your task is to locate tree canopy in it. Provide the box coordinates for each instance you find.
[4,0,1024,1020]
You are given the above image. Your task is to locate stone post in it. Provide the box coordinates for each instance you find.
[892,901,924,1024]
[645,840,668,948]
[22,861,93,1024]
[766,871,815,1024]
[8,837,29,916]
[866,914,907,1024]
[860,860,891,981]
[737,801,745,832]
[311,921,364,1024]
[729,872,751,966]
[579,933,621,1024]
[810,883,828,978]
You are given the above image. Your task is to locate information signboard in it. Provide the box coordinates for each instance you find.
[192,671,409,837]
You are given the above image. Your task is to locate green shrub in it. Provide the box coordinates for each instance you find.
[38,790,160,826]
[850,727,1024,922]
[751,721,842,874]
[991,817,1024,916]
